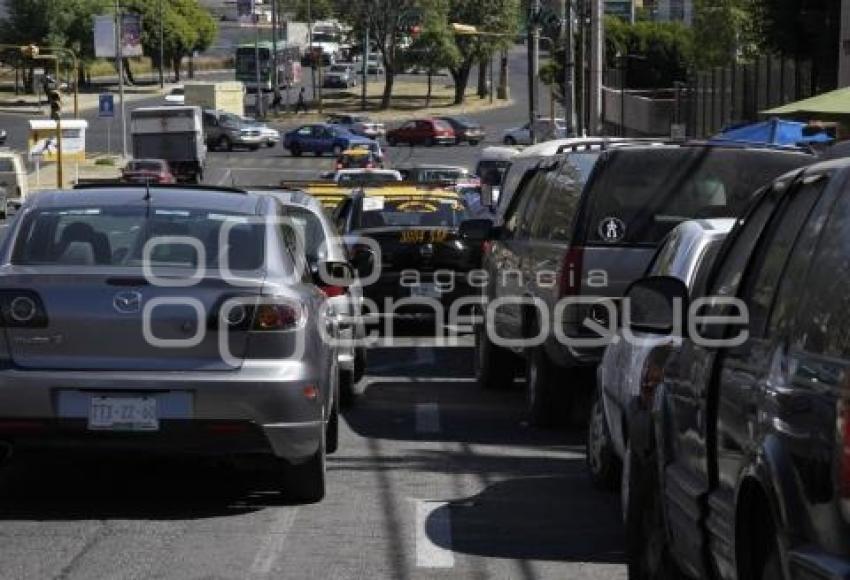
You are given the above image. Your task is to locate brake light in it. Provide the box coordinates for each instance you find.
[840,401,850,498]
[320,285,346,298]
[252,303,302,331]
[559,247,584,297]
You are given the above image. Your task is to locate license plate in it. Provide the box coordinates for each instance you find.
[88,397,159,431]
[411,283,441,299]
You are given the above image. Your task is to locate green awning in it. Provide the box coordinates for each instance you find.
[762,87,850,117]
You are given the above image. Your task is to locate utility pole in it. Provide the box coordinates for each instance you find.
[308,0,316,112]
[116,0,127,159]
[272,0,280,109]
[361,6,369,111]
[254,13,264,119]
[563,0,576,135]
[158,0,164,88]
[527,0,540,144]
[588,0,603,135]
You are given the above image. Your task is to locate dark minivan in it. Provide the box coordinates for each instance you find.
[464,143,814,426]
[623,157,850,580]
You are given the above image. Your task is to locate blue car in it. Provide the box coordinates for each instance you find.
[283,123,375,157]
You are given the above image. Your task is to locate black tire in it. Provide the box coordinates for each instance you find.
[290,144,302,157]
[586,386,622,491]
[219,136,233,151]
[469,140,480,146]
[426,137,436,147]
[353,346,367,383]
[504,136,517,146]
[326,383,339,454]
[762,544,783,580]
[339,369,355,408]
[624,442,683,580]
[387,137,397,147]
[283,437,326,503]
[249,144,260,151]
[474,323,517,391]
[314,150,323,157]
[265,141,275,148]
[525,345,558,428]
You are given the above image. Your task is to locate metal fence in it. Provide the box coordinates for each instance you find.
[683,55,817,138]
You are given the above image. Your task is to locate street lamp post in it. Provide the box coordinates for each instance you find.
[159,0,164,89]
[254,13,264,119]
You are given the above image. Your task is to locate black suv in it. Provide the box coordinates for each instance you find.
[623,157,850,580]
[463,144,813,427]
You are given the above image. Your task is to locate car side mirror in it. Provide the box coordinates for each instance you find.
[624,276,689,335]
[313,260,355,287]
[459,219,494,242]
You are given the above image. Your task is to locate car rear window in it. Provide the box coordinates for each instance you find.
[127,161,163,172]
[433,120,452,131]
[281,206,327,263]
[584,148,810,245]
[13,206,265,270]
[357,196,466,229]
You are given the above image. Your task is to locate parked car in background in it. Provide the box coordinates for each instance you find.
[323,70,356,89]
[397,164,471,184]
[475,146,519,209]
[1,184,349,503]
[164,86,185,104]
[327,114,386,139]
[336,147,383,170]
[202,109,263,151]
[121,159,176,184]
[0,129,8,146]
[462,143,813,427]
[242,117,280,148]
[366,54,384,75]
[386,119,455,147]
[588,217,733,490]
[622,159,850,580]
[437,116,486,145]
[0,151,28,216]
[283,123,376,157]
[502,118,568,145]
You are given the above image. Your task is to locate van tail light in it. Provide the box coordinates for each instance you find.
[320,285,346,298]
[0,292,48,328]
[558,247,584,297]
[252,303,303,331]
[839,401,850,498]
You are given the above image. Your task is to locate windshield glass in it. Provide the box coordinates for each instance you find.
[357,196,467,228]
[337,173,399,186]
[586,148,809,245]
[282,206,326,263]
[13,206,265,270]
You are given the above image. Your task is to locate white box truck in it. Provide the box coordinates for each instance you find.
[130,106,206,183]
[183,82,245,117]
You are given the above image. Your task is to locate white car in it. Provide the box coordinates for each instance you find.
[587,218,734,491]
[164,86,185,105]
[502,118,568,145]
[242,117,280,148]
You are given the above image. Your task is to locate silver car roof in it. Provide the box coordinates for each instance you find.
[31,187,263,214]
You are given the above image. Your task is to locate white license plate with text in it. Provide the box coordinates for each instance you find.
[88,397,159,431]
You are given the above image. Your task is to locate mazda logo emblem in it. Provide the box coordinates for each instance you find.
[113,290,142,314]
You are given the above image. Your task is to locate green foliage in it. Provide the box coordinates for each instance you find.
[604,16,693,89]
[692,0,751,67]
[122,0,218,63]
[289,0,336,21]
[402,0,459,73]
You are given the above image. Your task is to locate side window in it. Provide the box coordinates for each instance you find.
[739,173,829,337]
[516,171,550,239]
[790,183,850,357]
[334,198,352,233]
[534,163,582,242]
[204,113,218,127]
[503,174,538,238]
[297,126,312,136]
[277,207,312,284]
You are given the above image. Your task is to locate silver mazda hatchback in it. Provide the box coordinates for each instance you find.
[0,185,348,503]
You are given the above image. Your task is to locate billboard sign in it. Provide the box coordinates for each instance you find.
[93,13,143,58]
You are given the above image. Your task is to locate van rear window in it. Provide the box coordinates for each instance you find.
[584,148,810,245]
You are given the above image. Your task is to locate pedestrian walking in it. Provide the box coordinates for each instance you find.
[295,87,307,114]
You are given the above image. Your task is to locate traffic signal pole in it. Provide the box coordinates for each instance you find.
[34,54,62,187]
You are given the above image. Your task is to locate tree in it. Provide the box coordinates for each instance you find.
[289,0,336,21]
[446,0,519,105]
[692,0,750,67]
[604,17,694,89]
[402,0,459,106]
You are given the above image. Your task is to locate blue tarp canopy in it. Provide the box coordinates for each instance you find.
[709,118,832,147]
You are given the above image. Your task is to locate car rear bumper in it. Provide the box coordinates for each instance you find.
[433,135,456,145]
[0,363,325,461]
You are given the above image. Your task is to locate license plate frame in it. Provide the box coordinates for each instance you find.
[88,396,159,432]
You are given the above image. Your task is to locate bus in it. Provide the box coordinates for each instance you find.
[235,42,302,91]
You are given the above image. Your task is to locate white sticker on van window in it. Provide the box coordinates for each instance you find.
[363,197,385,212]
[598,217,626,243]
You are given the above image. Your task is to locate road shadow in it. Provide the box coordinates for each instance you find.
[0,452,303,521]
[427,473,625,564]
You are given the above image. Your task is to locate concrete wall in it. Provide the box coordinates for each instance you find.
[603,87,675,136]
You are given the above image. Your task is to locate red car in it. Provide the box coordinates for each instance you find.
[386,118,456,147]
[121,159,176,184]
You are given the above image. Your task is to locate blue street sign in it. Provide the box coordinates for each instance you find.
[98,94,115,118]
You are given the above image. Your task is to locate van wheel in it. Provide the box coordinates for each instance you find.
[218,136,233,151]
[283,437,326,503]
[525,346,558,427]
[503,136,517,146]
[474,323,517,390]
[625,442,683,579]
[586,386,621,491]
[290,144,302,157]
[469,140,480,146]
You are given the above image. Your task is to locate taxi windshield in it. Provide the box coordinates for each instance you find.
[357,196,467,229]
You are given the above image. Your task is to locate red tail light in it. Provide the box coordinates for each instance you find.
[559,247,584,297]
[320,285,346,298]
[252,303,302,331]
[840,401,850,498]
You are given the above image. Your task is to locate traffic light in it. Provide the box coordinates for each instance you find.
[46,88,61,121]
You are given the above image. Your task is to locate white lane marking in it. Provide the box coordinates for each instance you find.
[415,403,441,434]
[250,508,298,574]
[216,168,233,186]
[415,500,454,568]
